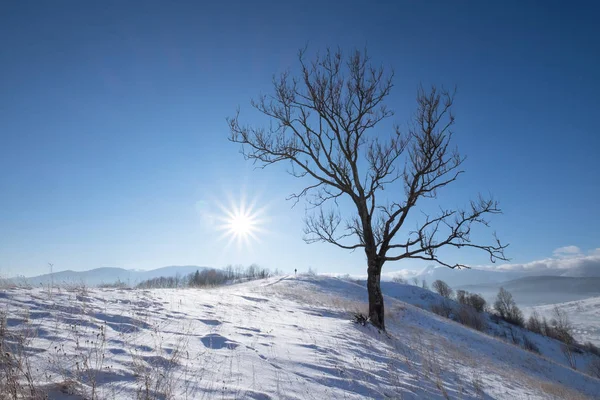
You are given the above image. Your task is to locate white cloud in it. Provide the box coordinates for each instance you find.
[490,252,600,276]
[552,245,581,257]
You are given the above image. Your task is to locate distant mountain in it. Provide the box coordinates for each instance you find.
[411,265,525,288]
[458,276,600,306]
[559,263,600,278]
[12,265,212,287]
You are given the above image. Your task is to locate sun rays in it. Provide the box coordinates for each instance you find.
[216,194,267,250]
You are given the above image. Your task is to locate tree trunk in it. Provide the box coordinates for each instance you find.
[367,256,385,330]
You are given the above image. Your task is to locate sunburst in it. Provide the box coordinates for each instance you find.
[216,194,266,249]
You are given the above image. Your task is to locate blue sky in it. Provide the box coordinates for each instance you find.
[1,0,598,277]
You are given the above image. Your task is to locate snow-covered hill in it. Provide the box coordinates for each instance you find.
[1,276,599,399]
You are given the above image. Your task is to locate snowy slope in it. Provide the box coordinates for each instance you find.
[1,276,599,399]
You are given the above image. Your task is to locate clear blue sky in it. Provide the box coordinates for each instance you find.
[1,0,598,277]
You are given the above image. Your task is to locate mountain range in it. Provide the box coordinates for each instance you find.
[7,265,212,287]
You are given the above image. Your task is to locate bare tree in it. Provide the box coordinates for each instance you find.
[432,280,453,299]
[228,48,508,330]
[494,287,523,326]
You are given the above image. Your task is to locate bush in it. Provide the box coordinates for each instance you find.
[0,312,44,399]
[588,357,600,379]
[432,280,453,299]
[430,301,453,318]
[98,279,129,289]
[547,307,574,345]
[522,335,540,354]
[493,287,524,326]
[526,311,544,335]
[582,341,600,357]
[455,304,486,331]
[456,290,486,313]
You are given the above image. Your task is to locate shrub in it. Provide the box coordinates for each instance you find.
[98,279,129,289]
[0,312,44,399]
[455,304,486,331]
[561,344,577,370]
[432,280,453,299]
[352,313,368,326]
[430,301,453,318]
[582,341,600,357]
[456,290,486,313]
[547,307,574,345]
[493,287,524,326]
[526,311,544,335]
[588,357,600,379]
[392,276,407,284]
[522,335,540,354]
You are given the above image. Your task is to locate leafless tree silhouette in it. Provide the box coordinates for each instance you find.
[228,48,508,330]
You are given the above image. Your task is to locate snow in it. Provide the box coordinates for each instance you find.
[1,276,599,399]
[525,296,600,347]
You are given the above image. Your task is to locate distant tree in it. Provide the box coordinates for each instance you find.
[191,270,201,286]
[432,280,453,298]
[456,289,486,312]
[421,280,429,291]
[526,311,543,335]
[550,306,574,345]
[467,293,486,313]
[493,287,523,326]
[228,48,508,330]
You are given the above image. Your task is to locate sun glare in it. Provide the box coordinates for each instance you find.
[227,210,256,237]
[217,195,266,249]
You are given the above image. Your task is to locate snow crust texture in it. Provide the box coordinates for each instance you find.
[1,276,599,399]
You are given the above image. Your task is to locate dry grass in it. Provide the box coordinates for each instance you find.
[455,305,486,332]
[587,357,600,379]
[537,380,592,400]
[0,310,46,400]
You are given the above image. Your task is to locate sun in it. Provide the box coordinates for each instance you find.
[216,195,266,249]
[227,209,257,238]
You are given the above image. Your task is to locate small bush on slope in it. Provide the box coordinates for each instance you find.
[455,304,486,331]
[526,311,544,334]
[493,287,524,327]
[522,335,541,354]
[588,357,600,378]
[582,341,600,358]
[432,280,453,299]
[430,301,453,319]
[456,290,487,313]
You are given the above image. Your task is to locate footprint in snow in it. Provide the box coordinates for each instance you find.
[199,319,222,326]
[239,295,269,303]
[235,326,261,333]
[200,333,239,350]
